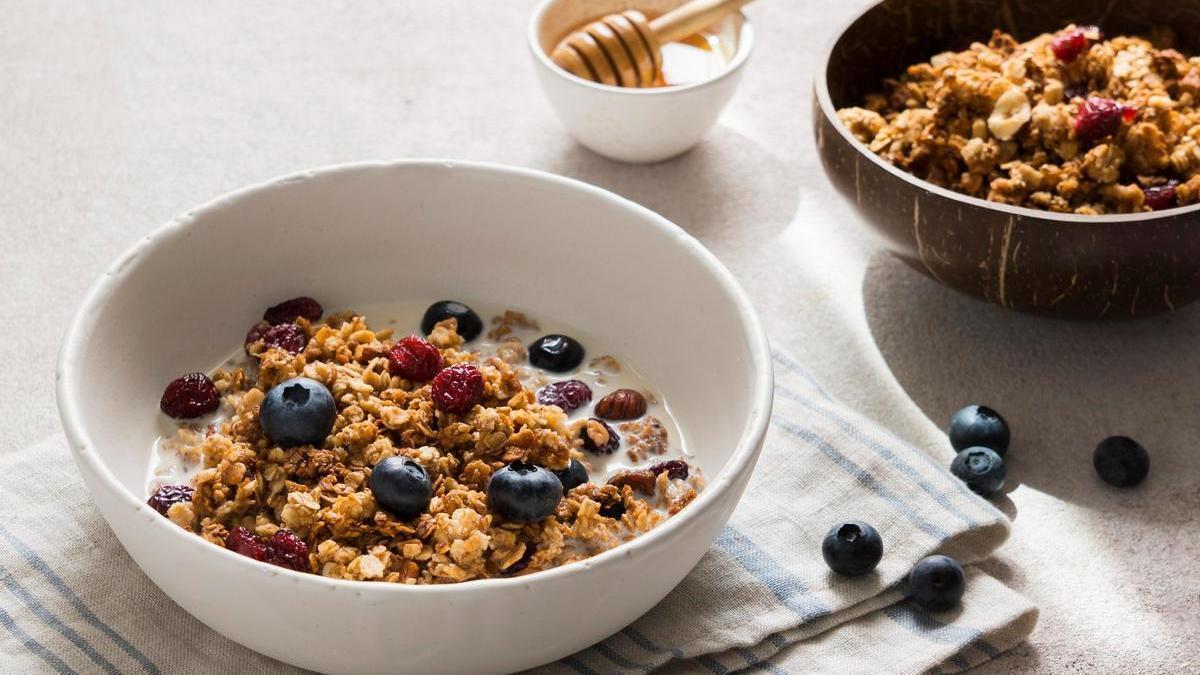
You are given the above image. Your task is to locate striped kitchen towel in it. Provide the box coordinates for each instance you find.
[0,349,1035,674]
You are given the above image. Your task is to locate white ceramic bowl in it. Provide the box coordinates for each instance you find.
[57,161,772,674]
[529,0,753,164]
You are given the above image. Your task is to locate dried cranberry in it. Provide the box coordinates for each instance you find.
[264,529,310,572]
[1074,97,1137,143]
[261,323,307,354]
[243,321,271,354]
[431,363,484,413]
[160,372,220,419]
[225,526,268,562]
[1050,26,1100,62]
[579,418,620,455]
[537,379,593,413]
[648,459,689,481]
[263,297,323,325]
[387,335,444,381]
[1144,183,1178,210]
[146,484,194,515]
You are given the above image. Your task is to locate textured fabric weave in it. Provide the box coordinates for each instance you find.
[0,349,1035,674]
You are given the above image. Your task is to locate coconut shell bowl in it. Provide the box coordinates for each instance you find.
[814,0,1200,319]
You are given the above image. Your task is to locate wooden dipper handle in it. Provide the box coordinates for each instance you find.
[649,0,755,45]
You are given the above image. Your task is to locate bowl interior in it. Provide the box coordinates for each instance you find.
[533,0,746,78]
[826,0,1200,108]
[62,162,766,506]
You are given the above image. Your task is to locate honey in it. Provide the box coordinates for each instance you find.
[654,32,730,86]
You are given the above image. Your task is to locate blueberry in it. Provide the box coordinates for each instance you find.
[948,405,1009,455]
[487,462,563,523]
[554,459,589,492]
[369,456,433,519]
[950,447,1006,496]
[821,521,883,576]
[1093,436,1149,488]
[528,334,585,373]
[909,555,965,612]
[260,377,336,448]
[421,301,483,341]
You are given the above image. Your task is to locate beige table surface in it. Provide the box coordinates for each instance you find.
[4,1,1197,672]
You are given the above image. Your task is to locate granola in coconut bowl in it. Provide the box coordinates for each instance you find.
[148,297,702,584]
[838,24,1200,214]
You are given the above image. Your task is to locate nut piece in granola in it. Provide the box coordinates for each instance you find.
[988,86,1031,141]
[594,388,648,420]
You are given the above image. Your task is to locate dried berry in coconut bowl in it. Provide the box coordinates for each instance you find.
[149,298,704,583]
[56,161,772,675]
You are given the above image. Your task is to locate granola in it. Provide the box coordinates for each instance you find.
[838,25,1200,214]
[150,300,702,584]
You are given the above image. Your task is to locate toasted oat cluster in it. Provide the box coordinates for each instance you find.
[838,25,1200,214]
[152,300,700,584]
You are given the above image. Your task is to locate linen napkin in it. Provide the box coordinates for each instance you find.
[0,349,1035,675]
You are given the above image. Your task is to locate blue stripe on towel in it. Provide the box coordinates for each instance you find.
[735,645,760,665]
[620,627,683,658]
[774,385,981,529]
[716,527,831,621]
[0,603,79,675]
[696,654,729,674]
[591,641,651,671]
[754,659,790,675]
[560,655,602,675]
[771,355,1002,521]
[0,564,121,675]
[775,422,951,541]
[0,526,161,675]
[883,603,999,668]
[770,348,833,401]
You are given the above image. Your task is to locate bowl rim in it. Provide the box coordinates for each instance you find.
[527,0,756,96]
[55,158,775,595]
[813,0,1200,224]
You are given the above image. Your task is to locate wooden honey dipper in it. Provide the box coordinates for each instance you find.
[551,0,754,87]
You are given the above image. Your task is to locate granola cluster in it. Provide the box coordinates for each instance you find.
[159,311,700,584]
[838,25,1200,214]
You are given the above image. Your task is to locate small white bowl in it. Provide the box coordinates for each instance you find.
[529,0,754,164]
[57,161,773,674]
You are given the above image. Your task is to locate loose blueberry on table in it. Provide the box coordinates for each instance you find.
[950,447,1006,497]
[149,297,699,583]
[822,522,883,576]
[947,405,1009,455]
[1093,436,1150,488]
[909,555,965,612]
